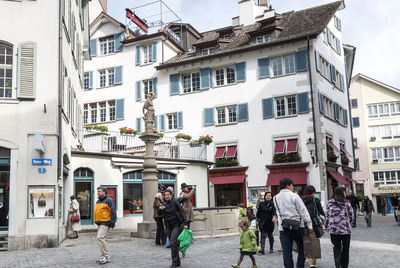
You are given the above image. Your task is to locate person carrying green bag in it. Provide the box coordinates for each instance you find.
[177,228,193,253]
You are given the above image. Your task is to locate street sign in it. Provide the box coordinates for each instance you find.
[32,159,52,166]
[38,168,46,174]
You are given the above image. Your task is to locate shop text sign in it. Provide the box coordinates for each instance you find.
[32,159,52,166]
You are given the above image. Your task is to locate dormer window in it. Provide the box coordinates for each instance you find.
[256,35,271,44]
[223,34,231,40]
[202,48,214,56]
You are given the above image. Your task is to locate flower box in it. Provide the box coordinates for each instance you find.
[215,158,239,167]
[175,133,192,141]
[273,152,301,163]
[341,156,350,166]
[85,125,108,132]
[327,151,338,162]
[119,127,138,135]
[198,135,213,145]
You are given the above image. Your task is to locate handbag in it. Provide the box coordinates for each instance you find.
[303,229,321,258]
[275,197,301,231]
[37,193,46,207]
[71,211,80,222]
[313,198,325,238]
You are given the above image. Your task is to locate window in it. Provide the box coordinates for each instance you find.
[182,72,200,93]
[98,68,114,88]
[324,97,334,119]
[202,48,214,56]
[354,158,360,170]
[0,43,13,98]
[99,102,106,122]
[167,113,178,130]
[27,187,55,219]
[215,67,235,86]
[107,68,114,86]
[319,56,330,79]
[90,103,97,123]
[83,72,89,90]
[99,70,106,88]
[352,117,360,127]
[216,106,237,125]
[351,99,358,109]
[372,147,400,163]
[143,44,153,64]
[353,138,358,147]
[323,30,328,44]
[256,35,271,44]
[143,80,153,98]
[273,138,299,162]
[108,101,115,121]
[326,136,334,153]
[368,102,400,118]
[373,170,400,186]
[83,104,88,125]
[214,145,237,160]
[275,95,297,117]
[99,36,114,55]
[272,55,295,77]
[85,100,117,124]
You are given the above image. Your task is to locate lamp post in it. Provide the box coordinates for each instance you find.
[306,137,316,165]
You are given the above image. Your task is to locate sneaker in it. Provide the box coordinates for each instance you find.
[97,256,110,265]
[231,265,240,268]
[269,249,274,253]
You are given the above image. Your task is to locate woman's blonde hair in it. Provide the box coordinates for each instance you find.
[155,193,162,199]
[239,218,250,228]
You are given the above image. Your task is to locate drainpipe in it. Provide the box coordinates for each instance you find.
[307,36,318,165]
[207,163,212,208]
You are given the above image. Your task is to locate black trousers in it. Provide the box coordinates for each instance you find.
[167,224,183,266]
[154,217,166,245]
[330,234,351,268]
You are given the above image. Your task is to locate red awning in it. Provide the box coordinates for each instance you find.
[340,145,351,157]
[274,140,285,154]
[346,177,361,184]
[267,172,307,186]
[327,170,349,185]
[327,140,340,153]
[214,147,226,158]
[286,139,298,153]
[226,145,237,158]
[210,175,246,185]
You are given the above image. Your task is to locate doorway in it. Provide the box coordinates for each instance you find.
[74,168,94,225]
[0,148,10,231]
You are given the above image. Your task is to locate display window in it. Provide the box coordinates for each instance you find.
[28,187,55,218]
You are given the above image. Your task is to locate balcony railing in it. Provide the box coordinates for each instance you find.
[72,130,208,161]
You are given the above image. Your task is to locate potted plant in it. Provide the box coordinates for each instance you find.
[119,127,138,135]
[327,151,338,162]
[341,156,350,166]
[287,152,301,162]
[175,133,191,141]
[273,153,288,163]
[198,135,213,145]
[85,125,108,132]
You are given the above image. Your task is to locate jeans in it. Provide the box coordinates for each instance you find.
[351,207,357,226]
[381,207,386,216]
[330,234,351,268]
[166,225,183,266]
[280,229,305,268]
[154,217,166,245]
[261,229,274,250]
[364,212,372,227]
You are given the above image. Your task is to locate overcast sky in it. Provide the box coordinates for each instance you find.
[108,0,400,89]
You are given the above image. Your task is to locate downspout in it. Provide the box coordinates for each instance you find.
[207,163,212,208]
[57,0,64,244]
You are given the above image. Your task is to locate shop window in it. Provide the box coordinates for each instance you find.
[28,187,55,218]
[215,184,243,206]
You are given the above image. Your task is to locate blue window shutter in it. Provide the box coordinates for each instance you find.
[136,117,142,133]
[209,68,213,86]
[160,114,165,132]
[262,98,274,119]
[337,18,342,31]
[336,39,341,55]
[327,27,332,45]
[330,65,336,83]
[314,50,321,73]
[154,115,158,131]
[235,62,246,82]
[297,92,310,114]
[200,68,211,90]
[319,93,324,114]
[257,58,270,78]
[115,99,124,120]
[90,39,97,57]
[136,45,141,66]
[114,66,123,85]
[169,74,180,95]
[333,102,339,121]
[203,108,214,126]
[89,71,93,89]
[295,50,308,72]
[135,81,142,102]
[177,111,183,129]
[237,103,249,122]
[152,41,157,62]
[114,33,123,52]
[152,77,158,97]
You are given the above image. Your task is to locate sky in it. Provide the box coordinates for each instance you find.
[108,0,400,89]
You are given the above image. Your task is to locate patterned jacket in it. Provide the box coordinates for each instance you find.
[324,198,353,235]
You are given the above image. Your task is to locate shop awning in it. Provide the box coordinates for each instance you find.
[274,140,285,154]
[267,171,307,186]
[214,147,226,158]
[226,145,237,158]
[327,140,340,153]
[346,176,361,184]
[286,139,298,153]
[327,170,349,185]
[209,175,246,185]
[340,145,351,157]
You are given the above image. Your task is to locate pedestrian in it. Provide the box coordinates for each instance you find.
[325,186,353,268]
[390,193,399,222]
[232,218,258,268]
[255,192,265,247]
[67,195,81,239]
[361,196,374,227]
[256,192,276,254]
[380,198,386,216]
[238,203,246,218]
[94,186,116,265]
[346,190,360,227]
[301,185,325,268]
[165,186,175,248]
[153,192,166,245]
[180,183,195,229]
[274,178,314,268]
[158,189,188,268]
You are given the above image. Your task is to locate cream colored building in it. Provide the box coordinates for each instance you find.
[350,73,400,211]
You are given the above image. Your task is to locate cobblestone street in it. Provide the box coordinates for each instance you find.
[0,215,399,268]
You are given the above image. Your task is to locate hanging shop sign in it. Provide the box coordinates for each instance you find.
[32,159,52,166]
[126,8,149,33]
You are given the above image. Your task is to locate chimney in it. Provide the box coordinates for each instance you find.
[99,0,107,13]
[259,0,270,7]
[238,0,270,26]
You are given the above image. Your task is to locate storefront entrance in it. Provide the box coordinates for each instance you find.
[74,168,94,225]
[0,148,10,231]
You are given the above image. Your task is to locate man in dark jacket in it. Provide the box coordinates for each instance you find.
[347,190,360,227]
[391,193,399,222]
[94,186,116,265]
[159,189,188,268]
[361,196,374,227]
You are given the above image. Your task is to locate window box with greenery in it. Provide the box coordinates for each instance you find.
[215,158,239,167]
[198,135,213,145]
[158,132,164,137]
[341,156,350,166]
[327,151,338,162]
[85,125,108,132]
[119,127,138,135]
[175,133,191,141]
[273,152,301,163]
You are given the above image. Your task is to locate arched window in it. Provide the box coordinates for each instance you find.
[0,41,13,98]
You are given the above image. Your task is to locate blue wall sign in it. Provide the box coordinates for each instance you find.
[38,168,46,173]
[32,159,52,166]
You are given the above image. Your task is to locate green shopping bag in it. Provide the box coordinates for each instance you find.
[177,228,193,252]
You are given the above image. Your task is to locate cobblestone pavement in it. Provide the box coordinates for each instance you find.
[0,215,399,268]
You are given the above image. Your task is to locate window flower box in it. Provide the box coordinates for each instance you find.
[175,133,191,141]
[158,132,164,137]
[327,151,338,162]
[85,125,108,132]
[215,158,238,167]
[341,156,350,166]
[273,152,301,163]
[198,135,213,145]
[119,127,138,135]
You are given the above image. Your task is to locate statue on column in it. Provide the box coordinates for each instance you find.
[142,92,157,134]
